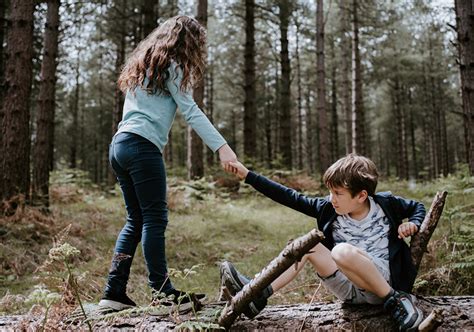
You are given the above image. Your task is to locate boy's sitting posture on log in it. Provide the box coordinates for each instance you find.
[222,154,425,331]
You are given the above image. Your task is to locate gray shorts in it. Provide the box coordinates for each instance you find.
[320,269,389,305]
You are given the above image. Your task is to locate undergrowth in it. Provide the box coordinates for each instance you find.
[1,167,472,327]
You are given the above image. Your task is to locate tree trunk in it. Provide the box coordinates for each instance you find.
[243,0,256,160]
[187,0,206,180]
[351,0,365,155]
[0,0,6,142]
[408,90,418,178]
[316,0,330,173]
[295,19,303,170]
[32,0,60,208]
[330,38,338,162]
[339,0,352,155]
[70,57,80,169]
[438,80,449,176]
[108,0,127,185]
[278,0,292,169]
[264,82,272,168]
[455,0,474,175]
[0,0,35,211]
[206,66,214,167]
[142,0,158,38]
[305,85,314,172]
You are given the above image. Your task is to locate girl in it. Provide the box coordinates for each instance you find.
[99,15,237,311]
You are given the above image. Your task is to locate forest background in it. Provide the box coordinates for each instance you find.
[0,0,473,325]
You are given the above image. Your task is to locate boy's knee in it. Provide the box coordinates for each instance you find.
[331,243,357,265]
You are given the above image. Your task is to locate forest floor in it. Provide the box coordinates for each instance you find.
[1,167,473,322]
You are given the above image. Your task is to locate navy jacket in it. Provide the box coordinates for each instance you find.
[245,171,426,293]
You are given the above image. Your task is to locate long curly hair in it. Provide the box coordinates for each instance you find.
[118,15,206,94]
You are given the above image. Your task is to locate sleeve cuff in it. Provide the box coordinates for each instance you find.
[245,171,258,184]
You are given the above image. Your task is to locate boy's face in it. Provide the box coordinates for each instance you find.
[328,186,368,215]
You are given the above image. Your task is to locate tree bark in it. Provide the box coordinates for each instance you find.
[295,18,303,170]
[410,191,448,271]
[330,38,338,162]
[0,0,35,210]
[455,0,474,175]
[243,0,256,160]
[278,0,292,169]
[108,0,127,185]
[70,56,80,169]
[351,0,365,155]
[305,85,314,172]
[316,0,330,173]
[32,0,60,208]
[408,90,418,178]
[338,0,352,155]
[142,0,158,38]
[218,229,325,329]
[1,296,472,330]
[206,65,214,167]
[0,0,6,139]
[187,0,206,180]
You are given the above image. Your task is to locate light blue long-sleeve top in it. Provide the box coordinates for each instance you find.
[116,62,227,153]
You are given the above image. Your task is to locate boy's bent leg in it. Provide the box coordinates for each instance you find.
[331,243,391,298]
[272,243,337,292]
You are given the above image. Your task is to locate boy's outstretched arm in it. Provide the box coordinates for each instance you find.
[228,161,328,219]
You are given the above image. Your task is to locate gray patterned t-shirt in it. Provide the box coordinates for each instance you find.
[332,197,391,282]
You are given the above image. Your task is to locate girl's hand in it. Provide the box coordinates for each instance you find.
[398,222,418,239]
[228,161,249,180]
[218,144,237,172]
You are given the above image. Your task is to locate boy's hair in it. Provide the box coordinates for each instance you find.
[323,154,379,197]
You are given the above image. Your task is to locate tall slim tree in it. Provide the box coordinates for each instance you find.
[455,0,474,175]
[32,0,60,207]
[0,0,7,152]
[70,55,80,169]
[243,0,256,159]
[351,0,366,155]
[338,0,352,155]
[295,16,303,169]
[108,0,127,184]
[0,0,35,210]
[329,38,339,161]
[143,0,158,37]
[316,0,329,172]
[187,0,207,179]
[278,0,292,168]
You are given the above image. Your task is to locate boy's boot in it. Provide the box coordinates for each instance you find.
[220,261,272,319]
[383,289,423,331]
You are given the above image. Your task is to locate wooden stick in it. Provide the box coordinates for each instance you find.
[418,308,444,331]
[218,229,324,329]
[410,191,448,271]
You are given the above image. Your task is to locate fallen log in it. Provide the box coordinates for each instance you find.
[218,228,325,329]
[1,296,472,331]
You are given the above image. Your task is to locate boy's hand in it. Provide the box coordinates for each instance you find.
[228,161,249,180]
[398,222,418,239]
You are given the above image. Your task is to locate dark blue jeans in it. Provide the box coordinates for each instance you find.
[105,132,174,297]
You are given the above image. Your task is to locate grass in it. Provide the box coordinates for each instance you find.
[1,168,473,316]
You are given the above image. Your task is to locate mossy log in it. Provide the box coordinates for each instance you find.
[0,296,472,331]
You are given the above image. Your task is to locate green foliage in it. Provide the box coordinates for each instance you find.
[1,172,472,321]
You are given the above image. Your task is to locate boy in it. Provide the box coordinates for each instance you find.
[221,154,425,331]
